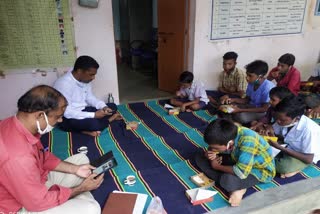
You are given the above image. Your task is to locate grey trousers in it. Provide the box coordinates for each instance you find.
[232,112,266,124]
[219,104,266,124]
[195,151,259,192]
[232,104,265,124]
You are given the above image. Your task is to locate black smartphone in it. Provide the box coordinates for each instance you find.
[90,151,118,177]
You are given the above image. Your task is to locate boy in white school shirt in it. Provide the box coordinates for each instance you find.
[170,71,209,112]
[267,96,320,178]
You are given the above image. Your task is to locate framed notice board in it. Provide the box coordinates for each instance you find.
[210,0,307,40]
[0,0,75,69]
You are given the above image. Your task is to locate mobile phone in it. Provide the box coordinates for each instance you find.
[91,151,118,177]
[92,159,117,176]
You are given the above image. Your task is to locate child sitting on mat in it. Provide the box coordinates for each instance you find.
[170,71,209,112]
[220,60,275,124]
[267,96,320,178]
[250,86,294,134]
[305,94,320,119]
[195,119,275,206]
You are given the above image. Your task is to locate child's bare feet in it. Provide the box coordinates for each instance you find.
[82,131,101,137]
[229,189,246,207]
[283,171,299,178]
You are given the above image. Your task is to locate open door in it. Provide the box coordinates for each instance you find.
[158,0,188,92]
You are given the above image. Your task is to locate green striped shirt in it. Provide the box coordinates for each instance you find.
[231,127,276,183]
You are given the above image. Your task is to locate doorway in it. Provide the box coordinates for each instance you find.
[112,0,192,103]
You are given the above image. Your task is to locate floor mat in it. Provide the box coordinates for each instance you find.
[41,100,320,213]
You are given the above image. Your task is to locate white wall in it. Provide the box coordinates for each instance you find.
[192,0,320,89]
[187,0,196,71]
[71,0,118,104]
[0,0,118,120]
[0,69,64,119]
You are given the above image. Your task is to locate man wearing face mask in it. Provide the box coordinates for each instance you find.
[267,53,301,95]
[0,85,103,213]
[54,55,121,137]
[268,96,320,178]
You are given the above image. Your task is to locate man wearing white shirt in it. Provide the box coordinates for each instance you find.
[267,96,320,178]
[54,56,121,136]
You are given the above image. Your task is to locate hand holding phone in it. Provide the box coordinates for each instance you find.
[90,151,118,178]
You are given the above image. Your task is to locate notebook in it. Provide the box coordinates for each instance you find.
[102,191,148,214]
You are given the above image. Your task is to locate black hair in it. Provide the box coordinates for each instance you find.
[204,119,238,145]
[223,52,238,61]
[269,87,294,100]
[305,94,320,110]
[245,60,269,76]
[18,85,67,114]
[274,96,306,119]
[74,55,99,71]
[179,71,194,84]
[278,53,295,66]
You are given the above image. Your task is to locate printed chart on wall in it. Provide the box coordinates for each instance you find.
[210,0,307,40]
[0,0,75,69]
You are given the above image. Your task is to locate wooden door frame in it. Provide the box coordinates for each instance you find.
[185,0,196,73]
[183,0,196,72]
[184,0,190,71]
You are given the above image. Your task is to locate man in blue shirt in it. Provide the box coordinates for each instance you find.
[220,60,275,124]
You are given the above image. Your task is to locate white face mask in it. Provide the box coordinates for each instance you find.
[226,140,233,150]
[36,112,54,135]
[279,121,298,128]
[278,117,299,128]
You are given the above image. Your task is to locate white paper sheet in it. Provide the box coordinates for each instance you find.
[195,189,217,201]
[271,144,287,158]
[186,188,217,201]
[164,104,174,109]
